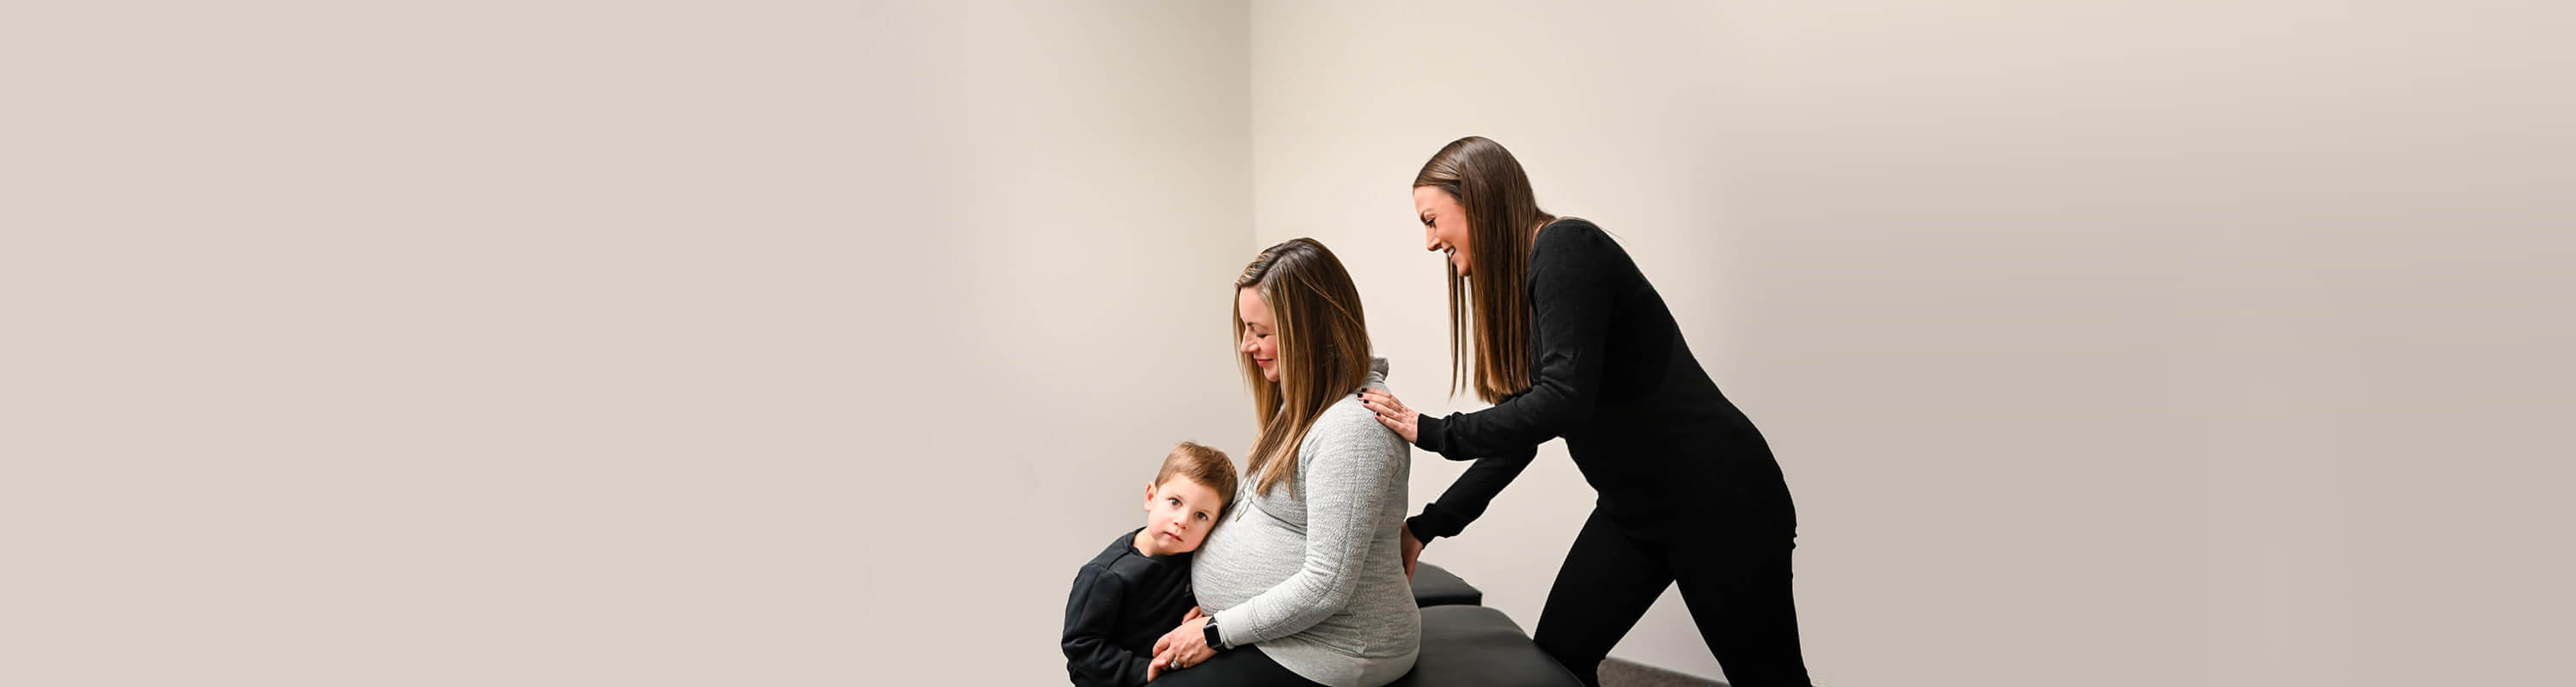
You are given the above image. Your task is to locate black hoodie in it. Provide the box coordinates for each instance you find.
[1061,527,1196,687]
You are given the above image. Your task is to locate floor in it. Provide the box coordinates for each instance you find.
[1597,658,1727,687]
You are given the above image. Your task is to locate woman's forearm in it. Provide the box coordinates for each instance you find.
[1407,447,1537,541]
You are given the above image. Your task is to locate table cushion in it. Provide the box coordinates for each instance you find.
[1410,562,1483,607]
[1386,605,1583,687]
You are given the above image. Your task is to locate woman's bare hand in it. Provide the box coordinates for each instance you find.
[1147,616,1217,679]
[1358,389,1420,444]
[1400,525,1423,580]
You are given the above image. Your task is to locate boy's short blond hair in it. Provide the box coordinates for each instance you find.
[1156,441,1239,518]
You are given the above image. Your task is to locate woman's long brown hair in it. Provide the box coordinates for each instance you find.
[1414,136,1557,403]
[1233,238,1373,499]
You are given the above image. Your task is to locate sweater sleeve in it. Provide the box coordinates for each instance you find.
[1416,222,1619,459]
[1406,442,1538,542]
[1062,565,1148,687]
[1213,404,1406,647]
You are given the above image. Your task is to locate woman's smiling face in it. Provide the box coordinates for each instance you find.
[1237,287,1279,382]
[1414,185,1473,277]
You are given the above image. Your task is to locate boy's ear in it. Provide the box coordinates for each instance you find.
[1142,482,1158,510]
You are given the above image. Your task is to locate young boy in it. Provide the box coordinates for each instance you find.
[1062,441,1238,687]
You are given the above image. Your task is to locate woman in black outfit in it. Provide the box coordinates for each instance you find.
[1357,137,1812,687]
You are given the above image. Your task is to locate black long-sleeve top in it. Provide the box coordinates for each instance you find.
[1061,528,1195,687]
[1405,219,1795,543]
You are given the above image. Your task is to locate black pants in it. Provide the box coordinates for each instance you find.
[1533,506,1812,687]
[1146,645,1326,687]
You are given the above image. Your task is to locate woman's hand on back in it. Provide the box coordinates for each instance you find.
[1400,525,1422,581]
[1358,389,1420,444]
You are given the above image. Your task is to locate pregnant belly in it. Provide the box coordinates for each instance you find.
[1189,503,1303,611]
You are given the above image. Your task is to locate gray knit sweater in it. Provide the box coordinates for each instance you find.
[1192,359,1419,687]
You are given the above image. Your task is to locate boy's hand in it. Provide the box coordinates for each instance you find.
[1146,648,1174,682]
[1183,606,1204,623]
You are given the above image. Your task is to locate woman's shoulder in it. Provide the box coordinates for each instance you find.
[1542,216,1602,234]
[1303,357,1400,458]
[1315,394,1384,438]
[1525,218,1628,266]
[1533,216,1617,257]
[1309,395,1401,459]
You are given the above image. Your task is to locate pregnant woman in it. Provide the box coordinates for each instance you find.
[1149,238,1419,687]
[1358,137,1814,686]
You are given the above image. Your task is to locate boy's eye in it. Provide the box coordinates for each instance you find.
[1167,497,1181,507]
[1195,513,1209,520]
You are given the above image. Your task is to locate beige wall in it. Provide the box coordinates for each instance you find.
[1249,0,2572,684]
[7,2,1252,684]
[8,2,2569,686]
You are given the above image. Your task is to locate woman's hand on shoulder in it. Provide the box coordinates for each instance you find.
[1358,389,1419,444]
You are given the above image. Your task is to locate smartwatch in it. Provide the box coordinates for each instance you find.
[1202,614,1228,651]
